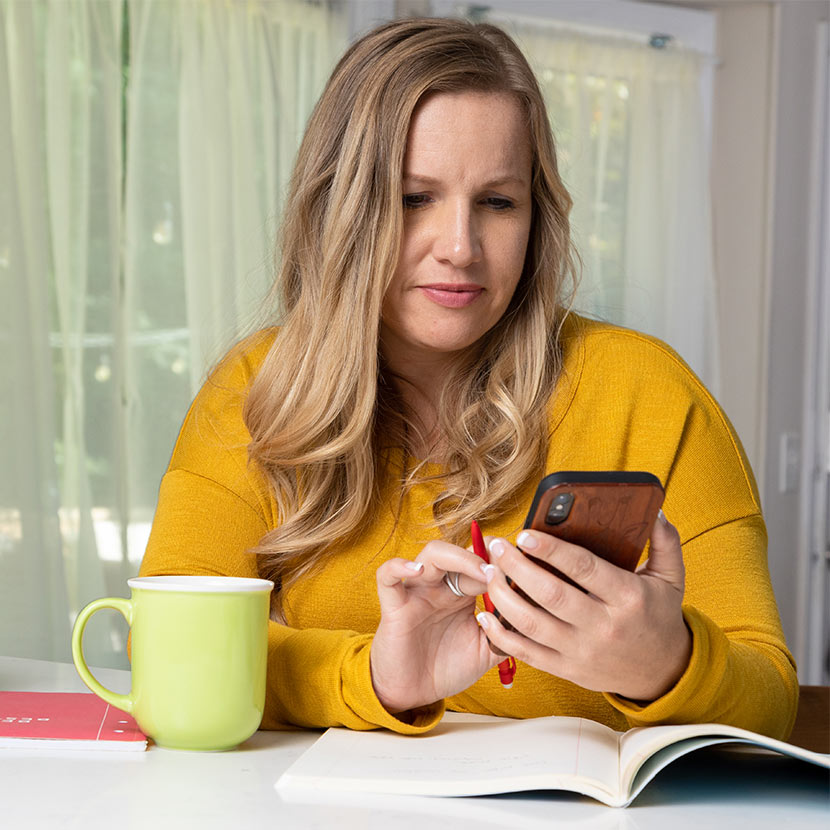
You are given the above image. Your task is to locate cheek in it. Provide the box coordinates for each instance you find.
[497,223,532,283]
[391,224,424,281]
[510,234,530,269]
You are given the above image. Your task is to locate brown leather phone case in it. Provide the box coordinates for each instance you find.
[524,472,665,573]
[491,472,664,648]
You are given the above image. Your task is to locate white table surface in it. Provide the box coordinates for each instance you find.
[1,656,827,829]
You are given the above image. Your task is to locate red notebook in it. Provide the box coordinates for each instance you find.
[0,691,147,751]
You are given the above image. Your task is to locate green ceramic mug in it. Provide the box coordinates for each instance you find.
[71,575,273,751]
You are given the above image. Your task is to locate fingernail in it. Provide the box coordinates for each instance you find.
[516,531,538,550]
[658,509,668,524]
[480,563,495,583]
[405,561,423,572]
[489,538,506,558]
[476,612,490,630]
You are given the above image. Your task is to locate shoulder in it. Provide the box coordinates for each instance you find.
[189,327,280,420]
[554,313,762,514]
[207,327,280,391]
[557,314,721,419]
[151,331,281,544]
[167,328,280,473]
[561,315,704,390]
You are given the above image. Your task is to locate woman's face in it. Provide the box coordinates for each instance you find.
[380,91,533,372]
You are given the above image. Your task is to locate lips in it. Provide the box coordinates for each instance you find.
[418,283,484,308]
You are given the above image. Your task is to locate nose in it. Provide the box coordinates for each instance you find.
[432,201,482,268]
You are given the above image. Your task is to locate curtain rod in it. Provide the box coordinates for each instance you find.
[469,6,718,62]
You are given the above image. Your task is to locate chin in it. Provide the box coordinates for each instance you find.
[419,333,484,356]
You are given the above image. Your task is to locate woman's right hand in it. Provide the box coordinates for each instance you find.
[370,541,499,714]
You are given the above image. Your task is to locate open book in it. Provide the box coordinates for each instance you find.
[276,712,829,808]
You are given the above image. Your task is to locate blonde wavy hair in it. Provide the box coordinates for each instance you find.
[244,17,579,612]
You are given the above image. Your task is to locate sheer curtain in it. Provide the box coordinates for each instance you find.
[492,14,720,390]
[0,0,121,664]
[0,0,346,668]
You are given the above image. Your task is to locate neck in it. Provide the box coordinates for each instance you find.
[380,354,452,462]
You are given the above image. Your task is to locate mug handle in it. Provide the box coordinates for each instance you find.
[71,597,135,713]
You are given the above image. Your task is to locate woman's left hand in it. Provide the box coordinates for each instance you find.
[370,541,499,715]
[478,512,692,702]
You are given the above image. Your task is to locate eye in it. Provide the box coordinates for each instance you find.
[482,197,516,211]
[402,193,431,209]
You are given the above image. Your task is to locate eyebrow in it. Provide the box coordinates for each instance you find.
[402,173,529,189]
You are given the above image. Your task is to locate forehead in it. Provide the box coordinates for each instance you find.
[403,91,532,184]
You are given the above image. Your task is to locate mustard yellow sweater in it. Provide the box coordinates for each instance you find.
[139,316,798,738]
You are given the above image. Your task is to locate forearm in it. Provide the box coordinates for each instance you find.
[605,605,798,738]
[261,622,444,732]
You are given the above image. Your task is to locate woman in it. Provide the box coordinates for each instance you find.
[139,18,797,737]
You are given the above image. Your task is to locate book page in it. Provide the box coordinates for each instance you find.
[277,713,622,802]
[618,722,830,804]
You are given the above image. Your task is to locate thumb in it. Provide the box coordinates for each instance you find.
[376,558,424,614]
[638,510,685,591]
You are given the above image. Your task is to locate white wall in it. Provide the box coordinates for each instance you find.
[657,0,829,670]
[762,0,829,676]
[704,2,774,481]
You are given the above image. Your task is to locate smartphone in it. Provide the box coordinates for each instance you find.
[522,470,665,574]
[492,471,664,640]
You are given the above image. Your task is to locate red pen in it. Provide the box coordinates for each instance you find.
[471,520,516,689]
